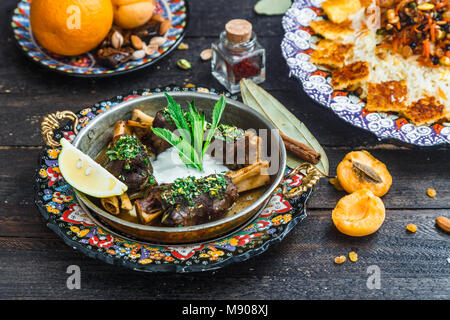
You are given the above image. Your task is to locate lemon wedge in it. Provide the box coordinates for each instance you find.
[58,138,127,198]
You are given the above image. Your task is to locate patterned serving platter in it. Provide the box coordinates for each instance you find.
[34,86,312,272]
[281,0,450,146]
[12,0,188,77]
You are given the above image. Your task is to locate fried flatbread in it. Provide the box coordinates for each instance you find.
[331,61,369,90]
[366,81,408,113]
[403,97,445,126]
[322,0,362,24]
[310,40,354,68]
[309,20,354,41]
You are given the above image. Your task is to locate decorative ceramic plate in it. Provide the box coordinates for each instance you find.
[281,0,450,146]
[12,0,188,77]
[34,85,312,272]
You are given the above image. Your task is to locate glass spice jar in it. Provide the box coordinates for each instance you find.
[211,19,266,93]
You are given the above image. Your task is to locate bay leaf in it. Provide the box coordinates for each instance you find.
[240,79,329,175]
[254,0,292,15]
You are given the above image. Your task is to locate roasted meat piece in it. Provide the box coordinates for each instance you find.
[150,109,177,154]
[210,129,262,170]
[161,177,238,227]
[135,174,239,227]
[105,134,155,193]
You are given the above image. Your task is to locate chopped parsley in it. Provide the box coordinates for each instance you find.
[106,134,150,170]
[161,174,229,206]
[213,124,245,143]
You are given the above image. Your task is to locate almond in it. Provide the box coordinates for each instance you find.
[159,19,172,35]
[132,49,146,60]
[436,216,450,233]
[144,43,158,56]
[131,35,144,50]
[149,36,166,47]
[200,49,212,61]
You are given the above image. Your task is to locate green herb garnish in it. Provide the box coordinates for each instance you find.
[161,174,228,206]
[213,124,245,143]
[152,93,227,171]
[106,134,150,170]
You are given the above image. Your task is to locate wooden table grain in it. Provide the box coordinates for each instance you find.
[0,0,449,300]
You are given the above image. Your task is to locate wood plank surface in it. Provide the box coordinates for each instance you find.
[0,0,448,300]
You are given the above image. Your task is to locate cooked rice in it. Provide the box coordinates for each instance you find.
[343,12,449,114]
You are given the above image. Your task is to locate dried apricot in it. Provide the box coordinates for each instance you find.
[332,189,385,237]
[337,150,392,197]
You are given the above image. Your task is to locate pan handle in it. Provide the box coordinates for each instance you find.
[41,111,79,148]
[282,163,325,199]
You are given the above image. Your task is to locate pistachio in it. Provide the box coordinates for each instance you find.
[177,58,191,70]
[132,49,146,60]
[177,42,189,50]
[131,35,144,50]
[149,36,166,47]
[111,31,124,49]
[159,19,172,35]
[200,49,212,61]
[144,43,158,56]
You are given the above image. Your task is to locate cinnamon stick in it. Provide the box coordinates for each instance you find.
[280,132,321,164]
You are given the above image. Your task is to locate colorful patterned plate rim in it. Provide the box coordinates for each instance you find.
[34,85,312,273]
[11,0,189,78]
[281,0,450,147]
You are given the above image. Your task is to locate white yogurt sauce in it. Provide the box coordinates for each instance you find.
[151,147,229,184]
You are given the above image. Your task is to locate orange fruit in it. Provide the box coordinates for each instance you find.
[332,189,385,237]
[30,0,113,56]
[112,0,155,29]
[337,150,392,197]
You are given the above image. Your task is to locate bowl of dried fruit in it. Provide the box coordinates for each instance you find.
[11,0,188,77]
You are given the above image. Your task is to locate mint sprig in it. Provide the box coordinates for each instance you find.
[151,93,227,171]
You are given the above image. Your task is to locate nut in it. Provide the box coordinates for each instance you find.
[200,49,212,61]
[131,35,144,50]
[144,43,158,56]
[159,19,172,35]
[132,49,146,60]
[177,42,189,50]
[177,58,191,70]
[149,36,166,47]
[111,31,124,49]
[436,216,450,233]
[334,255,346,264]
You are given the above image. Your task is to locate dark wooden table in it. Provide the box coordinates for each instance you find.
[1,0,449,300]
